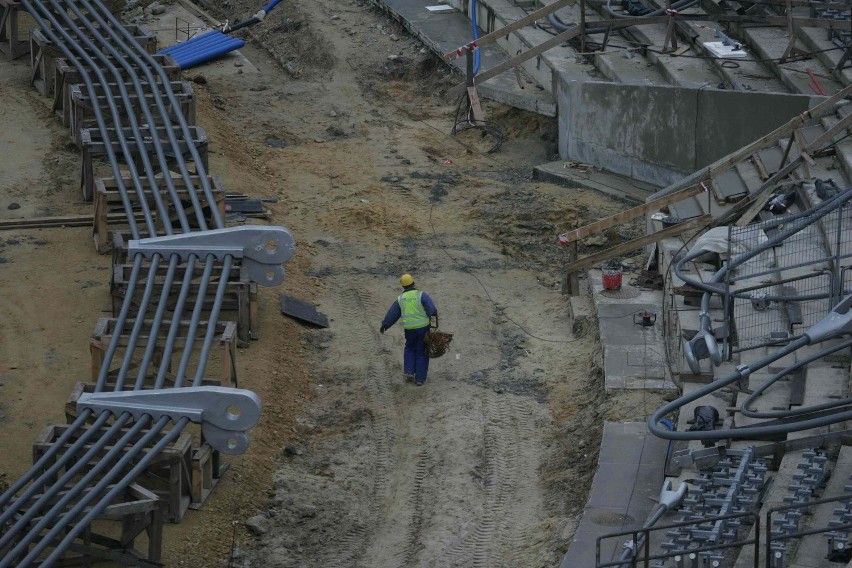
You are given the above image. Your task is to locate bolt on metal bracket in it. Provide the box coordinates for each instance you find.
[76,386,263,455]
[128,226,296,286]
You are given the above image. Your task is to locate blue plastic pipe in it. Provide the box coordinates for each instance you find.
[179,38,245,68]
[471,0,480,74]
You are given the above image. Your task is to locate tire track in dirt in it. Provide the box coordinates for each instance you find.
[322,288,397,565]
[398,447,430,566]
[349,287,433,567]
[446,388,532,567]
[500,397,546,566]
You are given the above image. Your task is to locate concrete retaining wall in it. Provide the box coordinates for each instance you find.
[557,78,820,187]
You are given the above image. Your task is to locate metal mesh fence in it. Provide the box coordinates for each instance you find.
[725,196,852,355]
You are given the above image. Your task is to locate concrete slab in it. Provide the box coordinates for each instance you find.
[588,271,676,391]
[532,160,660,204]
[561,422,668,568]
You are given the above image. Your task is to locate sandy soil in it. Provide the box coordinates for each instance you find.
[0,0,671,565]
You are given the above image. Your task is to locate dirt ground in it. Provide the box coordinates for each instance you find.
[0,0,670,565]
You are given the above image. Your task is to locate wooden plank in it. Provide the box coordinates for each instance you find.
[442,0,573,61]
[466,87,485,122]
[559,183,705,244]
[564,214,711,274]
[0,212,144,230]
[803,109,852,154]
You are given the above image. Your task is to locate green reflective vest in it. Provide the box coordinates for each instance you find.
[397,290,429,330]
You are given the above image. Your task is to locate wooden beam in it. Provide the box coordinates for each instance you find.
[803,108,852,154]
[0,212,144,230]
[559,183,706,244]
[564,214,711,274]
[443,0,573,62]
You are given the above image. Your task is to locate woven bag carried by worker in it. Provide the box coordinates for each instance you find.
[424,316,453,359]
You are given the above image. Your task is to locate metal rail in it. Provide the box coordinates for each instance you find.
[0,1,290,564]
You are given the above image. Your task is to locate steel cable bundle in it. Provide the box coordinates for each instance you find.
[0,1,290,565]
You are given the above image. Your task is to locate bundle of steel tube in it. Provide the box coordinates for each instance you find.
[0,1,290,565]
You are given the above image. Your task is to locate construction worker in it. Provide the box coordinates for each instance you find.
[380,274,438,386]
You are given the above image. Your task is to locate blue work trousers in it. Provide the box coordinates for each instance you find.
[403,326,430,382]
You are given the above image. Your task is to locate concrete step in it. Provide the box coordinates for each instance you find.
[742,25,846,96]
[796,20,852,88]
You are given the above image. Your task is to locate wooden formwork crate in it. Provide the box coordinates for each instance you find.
[2,482,166,566]
[33,420,193,524]
[79,125,208,202]
[92,174,226,253]
[63,383,230,516]
[88,317,238,388]
[29,24,157,97]
[0,0,31,60]
[70,80,197,147]
[54,54,181,127]
[190,439,228,509]
[109,264,258,345]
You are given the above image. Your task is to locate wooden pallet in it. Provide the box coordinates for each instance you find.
[54,54,181,127]
[79,125,208,202]
[92,174,225,253]
[110,258,258,343]
[70,80,196,147]
[0,0,29,60]
[89,317,238,387]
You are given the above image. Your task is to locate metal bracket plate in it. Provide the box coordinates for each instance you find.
[128,226,296,286]
[671,444,727,470]
[77,386,263,455]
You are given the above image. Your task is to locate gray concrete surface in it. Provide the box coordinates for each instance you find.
[557,79,820,187]
[561,422,668,568]
[588,270,677,391]
[533,160,661,204]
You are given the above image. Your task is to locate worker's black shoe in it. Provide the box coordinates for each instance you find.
[404,373,415,383]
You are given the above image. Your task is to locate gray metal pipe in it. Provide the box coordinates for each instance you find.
[71,0,208,231]
[80,0,224,229]
[133,254,181,389]
[113,255,163,389]
[0,414,140,560]
[174,255,218,385]
[1,2,254,564]
[20,0,144,238]
[194,255,234,383]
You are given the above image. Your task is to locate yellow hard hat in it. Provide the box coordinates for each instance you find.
[400,274,414,287]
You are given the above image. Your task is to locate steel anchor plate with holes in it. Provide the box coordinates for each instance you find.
[76,386,262,455]
[128,225,296,286]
